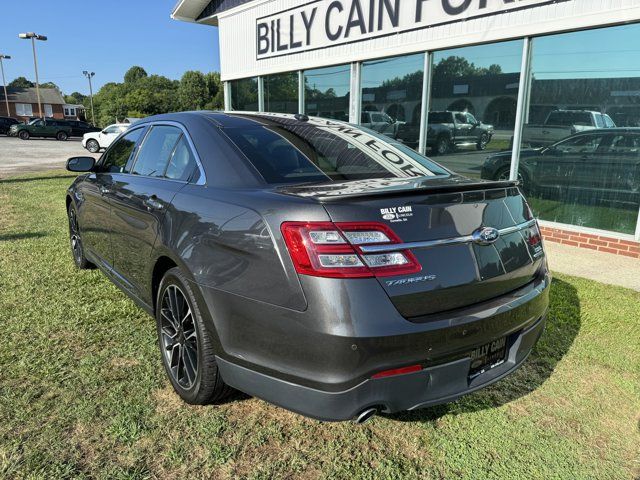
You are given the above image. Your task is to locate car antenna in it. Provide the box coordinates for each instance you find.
[294,113,309,122]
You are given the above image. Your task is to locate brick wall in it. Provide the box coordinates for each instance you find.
[540,226,640,259]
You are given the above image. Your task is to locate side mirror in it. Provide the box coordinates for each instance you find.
[101,130,108,134]
[66,156,96,172]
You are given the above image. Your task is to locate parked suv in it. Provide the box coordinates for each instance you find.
[10,118,72,140]
[0,116,20,135]
[82,123,128,152]
[397,111,494,154]
[65,112,549,422]
[521,110,616,147]
[59,120,100,137]
[360,110,401,138]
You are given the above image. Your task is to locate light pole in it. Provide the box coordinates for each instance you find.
[0,54,10,117]
[83,70,96,125]
[18,32,47,118]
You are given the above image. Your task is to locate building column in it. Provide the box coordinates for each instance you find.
[258,76,265,112]
[349,62,362,124]
[510,37,533,181]
[418,52,433,155]
[223,81,232,111]
[298,70,305,114]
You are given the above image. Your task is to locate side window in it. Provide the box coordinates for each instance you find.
[101,128,144,173]
[595,114,605,129]
[103,126,119,134]
[132,126,182,177]
[455,113,468,124]
[165,135,199,182]
[466,113,478,124]
[555,134,603,154]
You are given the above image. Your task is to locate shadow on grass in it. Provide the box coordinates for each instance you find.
[0,174,76,184]
[0,231,47,242]
[388,278,581,423]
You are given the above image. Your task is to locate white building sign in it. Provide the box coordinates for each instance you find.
[256,0,568,59]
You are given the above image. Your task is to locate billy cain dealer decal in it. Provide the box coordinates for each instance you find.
[257,0,569,59]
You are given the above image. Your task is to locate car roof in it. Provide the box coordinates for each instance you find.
[574,127,640,134]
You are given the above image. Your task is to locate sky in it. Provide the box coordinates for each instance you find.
[1,0,221,96]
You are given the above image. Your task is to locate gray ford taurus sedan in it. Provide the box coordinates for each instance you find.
[65,112,550,423]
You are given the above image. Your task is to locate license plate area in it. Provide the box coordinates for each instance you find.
[468,336,508,379]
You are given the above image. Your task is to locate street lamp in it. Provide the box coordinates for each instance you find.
[18,32,47,118]
[83,70,96,125]
[0,54,11,117]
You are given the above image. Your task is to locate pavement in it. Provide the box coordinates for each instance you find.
[545,241,640,291]
[0,136,99,178]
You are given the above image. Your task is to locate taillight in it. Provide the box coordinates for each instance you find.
[371,364,423,379]
[281,221,421,279]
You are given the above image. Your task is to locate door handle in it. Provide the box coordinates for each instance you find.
[144,196,164,211]
[99,185,112,195]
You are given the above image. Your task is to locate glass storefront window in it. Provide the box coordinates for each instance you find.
[518,24,640,235]
[304,64,350,122]
[428,40,523,178]
[230,77,258,111]
[360,53,424,150]
[264,72,298,114]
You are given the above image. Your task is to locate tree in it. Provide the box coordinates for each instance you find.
[204,72,224,110]
[65,92,87,105]
[178,71,208,110]
[434,56,503,78]
[39,81,61,91]
[124,66,148,84]
[8,76,34,88]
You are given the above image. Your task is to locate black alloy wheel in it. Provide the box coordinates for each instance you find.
[159,284,199,390]
[156,268,233,404]
[68,205,93,269]
[19,130,29,140]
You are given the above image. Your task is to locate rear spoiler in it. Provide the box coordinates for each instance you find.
[277,179,520,202]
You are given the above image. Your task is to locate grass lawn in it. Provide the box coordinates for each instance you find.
[0,171,639,479]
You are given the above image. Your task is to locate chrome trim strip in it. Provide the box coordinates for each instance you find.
[359,219,537,253]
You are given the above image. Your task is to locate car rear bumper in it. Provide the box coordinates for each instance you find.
[196,268,550,421]
[216,314,546,421]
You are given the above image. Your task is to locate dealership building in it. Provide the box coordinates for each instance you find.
[172,0,640,257]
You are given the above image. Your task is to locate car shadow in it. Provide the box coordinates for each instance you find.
[0,231,47,242]
[387,277,581,423]
[0,175,76,184]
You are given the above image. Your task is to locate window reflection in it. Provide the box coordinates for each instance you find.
[429,40,523,178]
[230,78,258,111]
[518,25,640,234]
[361,53,424,150]
[304,65,350,122]
[264,72,298,114]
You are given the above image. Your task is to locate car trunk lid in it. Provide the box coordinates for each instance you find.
[279,176,545,318]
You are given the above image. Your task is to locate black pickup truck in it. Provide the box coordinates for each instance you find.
[396,111,494,154]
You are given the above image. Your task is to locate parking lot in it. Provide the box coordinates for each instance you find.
[0,136,99,178]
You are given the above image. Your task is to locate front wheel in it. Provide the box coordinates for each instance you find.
[68,204,94,269]
[496,167,529,192]
[476,133,490,151]
[18,130,29,140]
[156,267,233,405]
[56,131,68,141]
[86,139,100,153]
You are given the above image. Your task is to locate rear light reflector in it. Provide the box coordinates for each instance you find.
[371,364,423,379]
[280,221,421,278]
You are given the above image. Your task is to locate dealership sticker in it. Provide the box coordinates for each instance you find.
[380,206,413,223]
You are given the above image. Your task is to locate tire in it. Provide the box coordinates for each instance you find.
[434,136,450,155]
[476,133,490,151]
[56,131,68,141]
[496,166,529,193]
[156,267,233,405]
[86,139,100,153]
[18,130,30,140]
[68,204,94,269]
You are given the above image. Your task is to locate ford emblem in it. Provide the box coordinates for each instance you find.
[472,227,500,245]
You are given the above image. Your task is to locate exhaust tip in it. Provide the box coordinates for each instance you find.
[353,407,377,424]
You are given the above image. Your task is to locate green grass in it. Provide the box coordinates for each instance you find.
[528,196,638,235]
[1,171,639,479]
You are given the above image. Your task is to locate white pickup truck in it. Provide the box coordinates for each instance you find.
[522,110,616,147]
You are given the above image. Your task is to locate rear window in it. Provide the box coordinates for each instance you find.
[547,111,593,126]
[222,117,448,185]
[428,112,452,124]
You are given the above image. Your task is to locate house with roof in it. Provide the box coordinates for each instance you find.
[0,87,85,122]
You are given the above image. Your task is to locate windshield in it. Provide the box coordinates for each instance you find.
[223,115,449,185]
